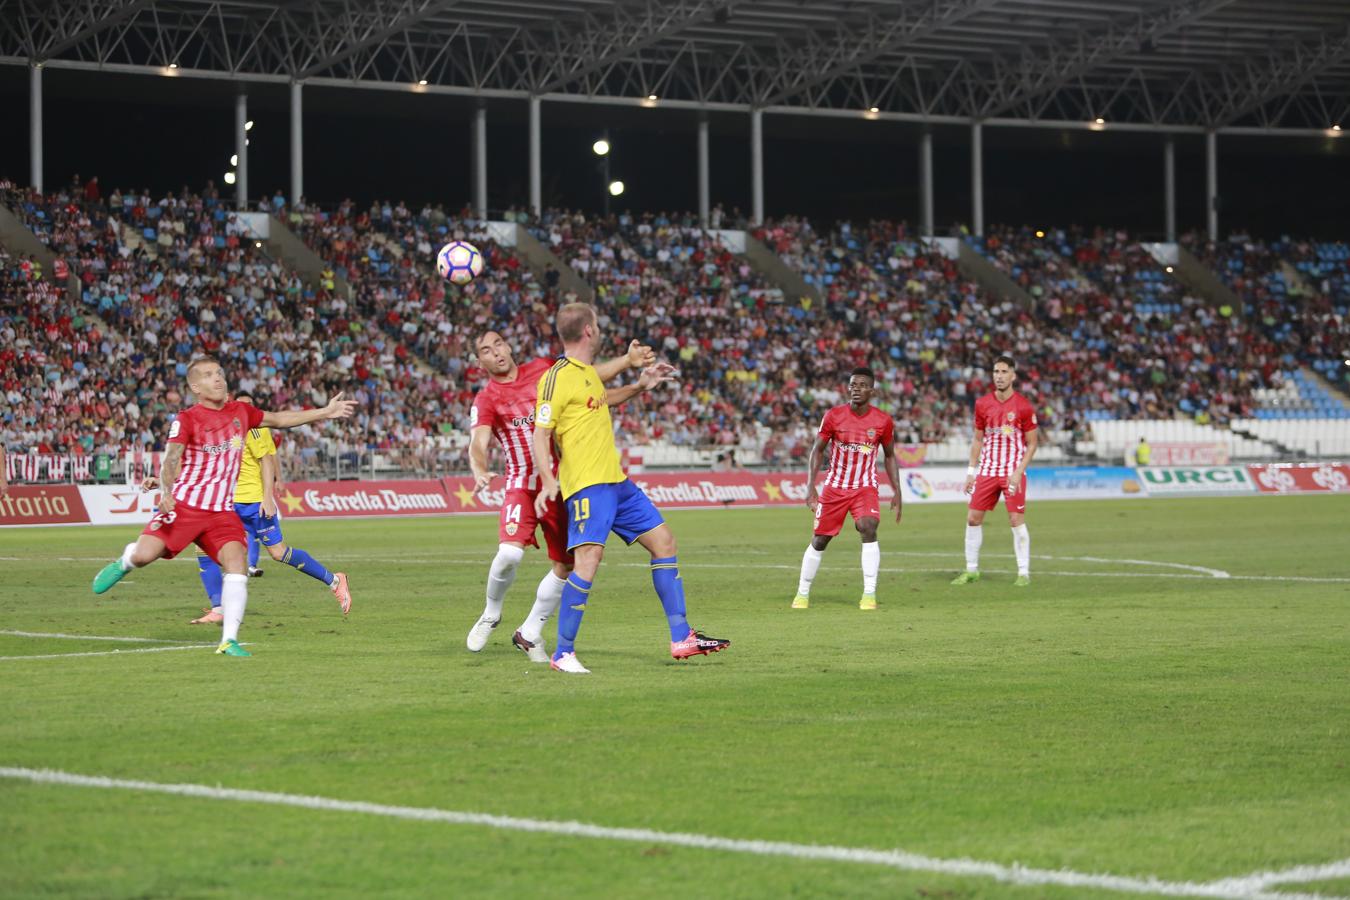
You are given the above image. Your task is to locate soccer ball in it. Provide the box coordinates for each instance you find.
[436,241,484,285]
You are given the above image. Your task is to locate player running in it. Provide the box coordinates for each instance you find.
[91,357,357,657]
[791,367,902,610]
[465,330,657,662]
[952,355,1038,587]
[532,302,729,675]
[143,391,353,625]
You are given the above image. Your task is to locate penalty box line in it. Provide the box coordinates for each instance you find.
[0,767,1344,900]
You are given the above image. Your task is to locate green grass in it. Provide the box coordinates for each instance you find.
[1,495,1347,899]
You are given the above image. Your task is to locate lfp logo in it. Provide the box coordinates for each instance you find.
[905,472,933,499]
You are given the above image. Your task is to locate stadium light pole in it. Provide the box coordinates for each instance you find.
[970,122,984,238]
[698,113,710,227]
[1164,136,1176,242]
[290,81,303,205]
[29,63,42,194]
[1205,129,1218,241]
[235,92,248,209]
[528,96,542,216]
[750,108,764,225]
[473,102,488,219]
[919,129,934,237]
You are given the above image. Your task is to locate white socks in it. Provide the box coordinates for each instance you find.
[964,525,983,572]
[519,571,566,643]
[1011,524,1031,576]
[861,542,880,595]
[796,545,823,597]
[220,573,248,643]
[119,542,137,572]
[484,544,524,621]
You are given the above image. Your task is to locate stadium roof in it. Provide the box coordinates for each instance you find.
[1,0,1348,133]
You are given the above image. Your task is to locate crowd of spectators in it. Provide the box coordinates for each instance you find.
[4,175,1348,478]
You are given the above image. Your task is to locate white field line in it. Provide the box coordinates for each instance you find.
[1207,859,1350,893]
[0,630,203,644]
[3,555,1348,584]
[0,767,1342,900]
[0,644,218,662]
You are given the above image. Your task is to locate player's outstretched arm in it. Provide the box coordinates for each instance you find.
[157,443,185,515]
[881,439,903,523]
[261,392,358,429]
[593,340,656,384]
[606,363,677,408]
[468,426,498,491]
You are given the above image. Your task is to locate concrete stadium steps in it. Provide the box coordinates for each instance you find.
[1082,419,1280,463]
[1228,418,1350,458]
[951,238,1034,308]
[0,201,82,299]
[504,223,596,303]
[738,231,819,303]
[264,214,355,300]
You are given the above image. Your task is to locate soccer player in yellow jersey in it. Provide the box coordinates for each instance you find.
[532,302,730,674]
[182,392,352,623]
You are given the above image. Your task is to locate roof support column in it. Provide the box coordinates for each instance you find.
[473,102,487,219]
[697,113,710,227]
[750,108,764,226]
[235,91,248,210]
[1205,129,1218,241]
[1164,136,1176,242]
[970,122,983,238]
[919,128,934,237]
[528,96,541,216]
[290,81,303,204]
[30,64,42,194]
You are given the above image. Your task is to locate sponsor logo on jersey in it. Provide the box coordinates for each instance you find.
[509,413,534,428]
[837,442,874,454]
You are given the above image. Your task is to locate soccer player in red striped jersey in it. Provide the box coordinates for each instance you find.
[91,357,357,656]
[952,355,1039,587]
[792,367,902,610]
[466,331,657,661]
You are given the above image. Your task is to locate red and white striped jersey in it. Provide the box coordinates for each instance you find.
[819,404,895,490]
[471,357,555,491]
[167,400,265,512]
[974,391,1038,477]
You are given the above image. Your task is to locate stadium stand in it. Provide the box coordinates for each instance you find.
[4,182,1349,481]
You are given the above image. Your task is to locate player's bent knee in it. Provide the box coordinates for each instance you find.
[811,535,832,551]
[266,543,287,561]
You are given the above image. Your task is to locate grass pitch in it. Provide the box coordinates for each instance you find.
[1,495,1347,898]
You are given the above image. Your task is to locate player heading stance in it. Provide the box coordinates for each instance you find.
[532,302,729,674]
[952,355,1038,587]
[792,367,902,610]
[466,330,654,662]
[92,358,357,656]
[184,391,352,625]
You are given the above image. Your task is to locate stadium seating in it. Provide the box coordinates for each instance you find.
[4,183,1349,478]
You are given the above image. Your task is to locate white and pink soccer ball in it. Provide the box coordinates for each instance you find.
[436,240,484,285]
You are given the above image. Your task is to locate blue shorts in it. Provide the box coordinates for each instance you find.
[234,501,284,547]
[565,480,664,550]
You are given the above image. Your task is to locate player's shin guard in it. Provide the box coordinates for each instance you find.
[280,546,335,587]
[484,544,524,620]
[554,574,591,659]
[197,555,223,609]
[861,542,880,595]
[650,557,691,642]
[220,573,248,643]
[1011,524,1030,576]
[520,570,565,644]
[964,524,983,572]
[797,545,823,597]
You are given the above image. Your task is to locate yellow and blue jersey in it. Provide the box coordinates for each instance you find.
[534,357,626,499]
[234,426,277,504]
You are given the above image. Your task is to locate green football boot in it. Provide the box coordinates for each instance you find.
[92,560,128,594]
[215,639,251,657]
[950,571,981,585]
